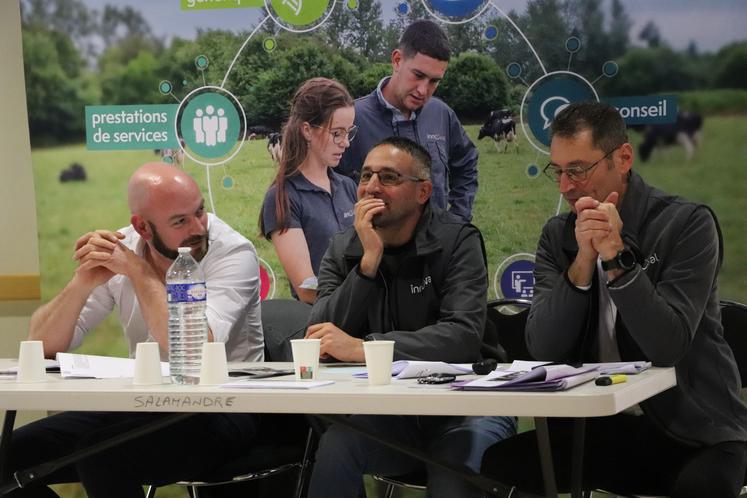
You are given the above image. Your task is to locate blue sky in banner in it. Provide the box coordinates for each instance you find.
[79,0,746,53]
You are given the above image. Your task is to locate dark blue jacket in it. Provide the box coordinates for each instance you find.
[338,81,479,222]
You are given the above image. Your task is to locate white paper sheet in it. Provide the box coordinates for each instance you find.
[221,379,334,389]
[56,353,169,379]
[507,360,552,371]
[590,361,652,375]
[354,361,473,379]
[457,364,598,391]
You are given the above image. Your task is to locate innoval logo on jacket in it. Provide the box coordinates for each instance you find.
[410,275,433,294]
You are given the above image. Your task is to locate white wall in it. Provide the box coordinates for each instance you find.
[0,0,44,425]
[0,0,40,352]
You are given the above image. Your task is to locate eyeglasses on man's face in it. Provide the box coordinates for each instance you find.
[312,124,358,145]
[359,167,426,187]
[543,146,619,184]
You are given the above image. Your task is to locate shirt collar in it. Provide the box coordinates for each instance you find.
[376,77,418,122]
[288,168,341,193]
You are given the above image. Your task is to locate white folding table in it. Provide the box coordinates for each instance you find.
[0,361,676,498]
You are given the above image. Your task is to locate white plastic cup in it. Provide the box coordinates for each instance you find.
[133,342,164,385]
[199,342,229,386]
[290,339,321,381]
[363,340,395,386]
[17,340,46,383]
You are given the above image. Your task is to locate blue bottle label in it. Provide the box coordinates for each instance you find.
[167,283,207,303]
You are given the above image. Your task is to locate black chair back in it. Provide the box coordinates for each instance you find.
[262,299,312,362]
[145,299,317,498]
[486,298,533,362]
[721,299,747,388]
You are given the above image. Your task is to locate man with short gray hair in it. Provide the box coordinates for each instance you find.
[482,101,747,497]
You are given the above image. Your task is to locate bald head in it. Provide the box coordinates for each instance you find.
[127,162,208,262]
[127,162,201,217]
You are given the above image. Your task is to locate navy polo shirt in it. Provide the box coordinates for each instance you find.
[262,168,357,275]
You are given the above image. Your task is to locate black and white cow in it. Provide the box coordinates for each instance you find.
[638,112,703,162]
[247,125,274,140]
[267,132,282,164]
[478,108,518,153]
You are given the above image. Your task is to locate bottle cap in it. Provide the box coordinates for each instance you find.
[177,247,191,254]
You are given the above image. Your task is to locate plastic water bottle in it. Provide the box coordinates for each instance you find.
[166,247,208,385]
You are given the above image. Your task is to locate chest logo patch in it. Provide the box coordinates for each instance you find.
[410,275,432,294]
[641,252,661,270]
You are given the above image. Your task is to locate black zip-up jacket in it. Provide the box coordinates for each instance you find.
[527,171,747,446]
[309,204,487,363]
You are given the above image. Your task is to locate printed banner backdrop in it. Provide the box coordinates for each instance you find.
[20,0,747,358]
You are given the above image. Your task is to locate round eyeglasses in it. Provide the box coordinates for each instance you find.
[312,124,358,145]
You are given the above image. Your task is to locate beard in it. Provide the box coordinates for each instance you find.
[148,222,208,261]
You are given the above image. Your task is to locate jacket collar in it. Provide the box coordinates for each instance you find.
[374,77,419,121]
[343,202,442,259]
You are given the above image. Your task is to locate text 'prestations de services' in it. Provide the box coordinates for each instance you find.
[86,104,179,150]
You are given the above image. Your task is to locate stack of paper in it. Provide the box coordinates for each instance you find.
[56,353,169,379]
[353,360,473,380]
[593,361,651,375]
[454,364,598,391]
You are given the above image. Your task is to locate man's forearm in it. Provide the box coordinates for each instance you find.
[129,263,170,350]
[312,266,378,336]
[567,257,596,287]
[526,244,592,361]
[29,278,93,357]
[358,252,381,279]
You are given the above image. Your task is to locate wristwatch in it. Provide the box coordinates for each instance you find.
[601,247,637,272]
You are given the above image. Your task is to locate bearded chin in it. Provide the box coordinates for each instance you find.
[147,222,208,261]
[152,236,179,260]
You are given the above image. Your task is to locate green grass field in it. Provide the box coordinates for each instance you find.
[32,115,747,497]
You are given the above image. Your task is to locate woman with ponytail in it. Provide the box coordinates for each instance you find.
[259,78,357,303]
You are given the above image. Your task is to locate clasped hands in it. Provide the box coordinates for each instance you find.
[72,230,140,289]
[574,192,624,264]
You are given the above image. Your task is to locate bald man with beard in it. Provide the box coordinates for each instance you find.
[8,163,264,498]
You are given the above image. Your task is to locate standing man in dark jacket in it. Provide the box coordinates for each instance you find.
[306,137,515,498]
[338,19,479,222]
[481,101,747,497]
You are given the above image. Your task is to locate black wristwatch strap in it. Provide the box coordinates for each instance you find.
[601,247,636,272]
